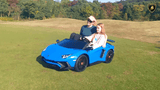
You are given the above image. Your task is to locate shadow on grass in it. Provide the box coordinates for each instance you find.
[36,55,69,72]
[155,47,160,49]
[155,42,160,49]
[150,36,160,37]
[142,35,160,38]
[89,61,104,66]
[36,55,106,72]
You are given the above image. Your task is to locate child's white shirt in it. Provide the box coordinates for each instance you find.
[85,34,107,49]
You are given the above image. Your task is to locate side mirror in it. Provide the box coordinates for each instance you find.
[56,39,60,43]
[107,39,115,43]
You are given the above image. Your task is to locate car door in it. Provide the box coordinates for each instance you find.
[88,46,103,64]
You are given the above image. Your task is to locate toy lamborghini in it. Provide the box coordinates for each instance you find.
[41,38,115,72]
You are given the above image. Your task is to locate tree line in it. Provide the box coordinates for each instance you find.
[0,0,160,21]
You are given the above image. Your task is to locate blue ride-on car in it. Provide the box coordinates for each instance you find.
[41,38,115,72]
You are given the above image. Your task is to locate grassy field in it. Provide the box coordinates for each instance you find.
[0,18,160,44]
[0,22,160,90]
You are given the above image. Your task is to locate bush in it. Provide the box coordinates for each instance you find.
[112,14,122,20]
[43,16,46,20]
[51,14,55,18]
[35,12,45,20]
[0,17,14,21]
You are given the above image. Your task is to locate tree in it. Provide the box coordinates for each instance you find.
[34,0,47,20]
[122,4,134,20]
[43,0,53,18]
[90,1,101,19]
[21,1,38,19]
[112,14,122,20]
[7,0,22,20]
[0,0,8,17]
[80,6,93,18]
[133,4,145,20]
[8,5,13,17]
[112,3,121,18]
[11,6,21,20]
[118,3,123,11]
[61,0,69,4]
[98,9,105,19]
[66,3,81,19]
[101,3,115,18]
[150,2,160,20]
[66,0,92,20]
[52,2,61,17]
[124,13,128,20]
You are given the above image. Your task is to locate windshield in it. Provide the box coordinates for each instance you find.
[58,39,87,49]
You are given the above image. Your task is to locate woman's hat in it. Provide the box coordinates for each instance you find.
[88,16,96,22]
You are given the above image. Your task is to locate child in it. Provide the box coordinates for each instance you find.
[85,23,107,49]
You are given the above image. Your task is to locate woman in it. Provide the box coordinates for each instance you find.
[84,23,107,49]
[70,16,97,40]
[80,16,97,37]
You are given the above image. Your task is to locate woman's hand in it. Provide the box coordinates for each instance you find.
[80,37,82,40]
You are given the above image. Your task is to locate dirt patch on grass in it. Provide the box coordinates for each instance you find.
[148,51,158,55]
[0,18,160,44]
[106,75,113,79]
[146,51,160,55]
[123,70,133,75]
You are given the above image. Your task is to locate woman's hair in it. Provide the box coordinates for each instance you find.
[97,23,105,34]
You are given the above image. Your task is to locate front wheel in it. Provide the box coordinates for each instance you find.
[105,50,114,63]
[74,55,88,72]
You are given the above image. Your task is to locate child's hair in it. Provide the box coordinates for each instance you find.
[97,23,105,34]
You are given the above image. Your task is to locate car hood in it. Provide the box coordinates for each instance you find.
[41,44,83,61]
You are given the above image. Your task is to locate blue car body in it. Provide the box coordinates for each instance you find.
[41,39,114,70]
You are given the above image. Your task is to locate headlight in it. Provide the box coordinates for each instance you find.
[70,56,77,58]
[62,54,71,59]
[43,47,47,51]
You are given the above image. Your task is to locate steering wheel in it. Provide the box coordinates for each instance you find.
[82,38,94,50]
[83,38,90,43]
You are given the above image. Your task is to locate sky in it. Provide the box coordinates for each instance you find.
[68,0,120,3]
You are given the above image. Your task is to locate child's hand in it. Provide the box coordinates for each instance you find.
[89,43,93,46]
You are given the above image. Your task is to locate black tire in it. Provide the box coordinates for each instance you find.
[74,55,88,72]
[105,50,114,63]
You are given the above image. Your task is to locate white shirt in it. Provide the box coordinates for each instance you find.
[85,34,107,49]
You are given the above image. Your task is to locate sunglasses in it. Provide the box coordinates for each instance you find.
[88,19,93,23]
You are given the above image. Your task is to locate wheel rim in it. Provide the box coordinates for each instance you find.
[106,51,114,62]
[78,57,87,71]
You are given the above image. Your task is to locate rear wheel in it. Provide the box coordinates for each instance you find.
[74,55,88,72]
[105,50,114,63]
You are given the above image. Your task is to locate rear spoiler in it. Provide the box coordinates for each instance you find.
[107,39,115,43]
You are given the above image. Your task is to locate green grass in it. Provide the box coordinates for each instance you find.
[0,24,160,90]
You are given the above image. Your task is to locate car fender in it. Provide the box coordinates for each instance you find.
[67,50,88,67]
